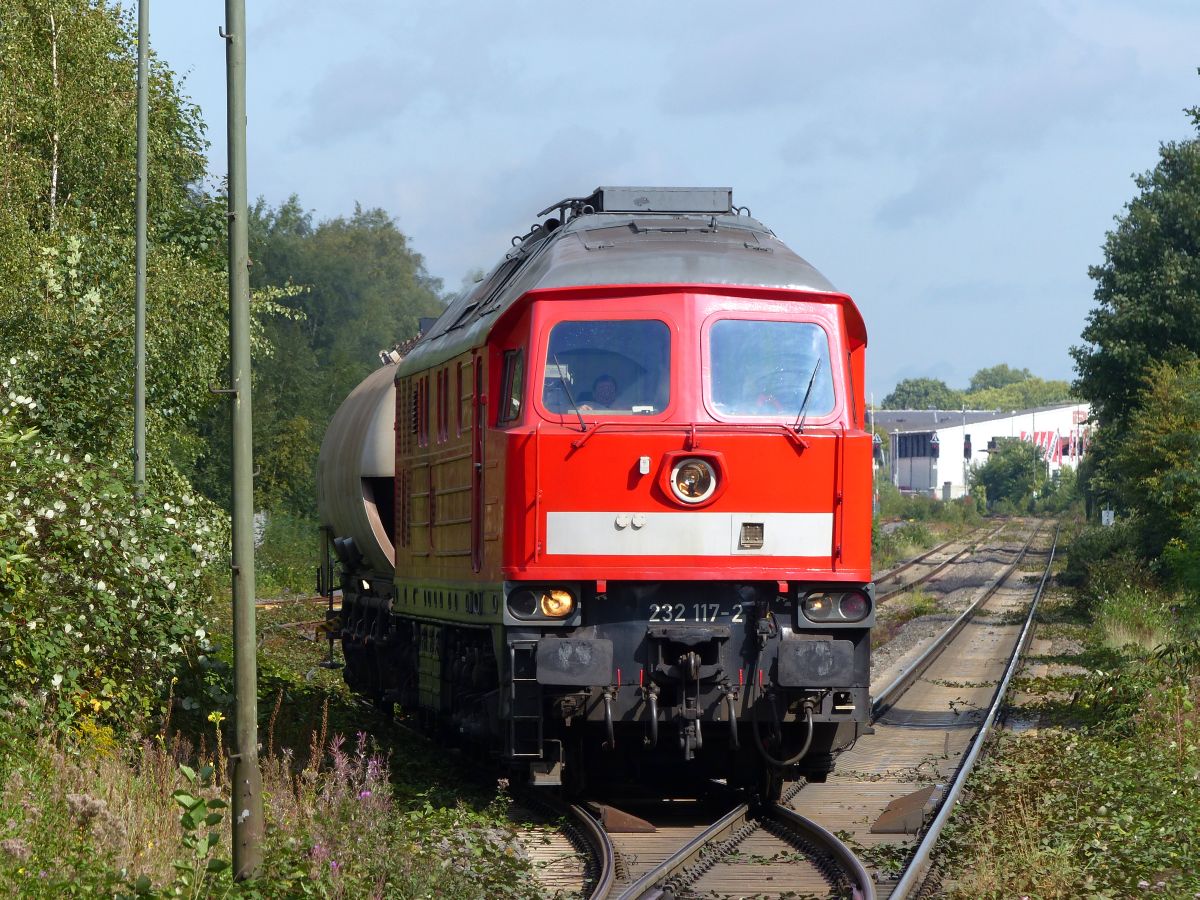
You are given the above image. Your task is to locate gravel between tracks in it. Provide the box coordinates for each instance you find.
[871,539,1036,683]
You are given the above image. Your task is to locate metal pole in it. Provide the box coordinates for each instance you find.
[223,0,263,878]
[134,0,148,495]
[961,405,967,499]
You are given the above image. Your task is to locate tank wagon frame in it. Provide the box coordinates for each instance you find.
[318,187,874,799]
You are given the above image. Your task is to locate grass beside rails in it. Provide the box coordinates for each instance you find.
[256,510,320,598]
[0,597,538,898]
[935,579,1200,898]
[871,588,942,650]
[873,520,937,571]
[0,702,533,898]
[872,481,984,572]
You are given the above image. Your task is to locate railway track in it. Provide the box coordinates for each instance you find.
[873,523,1003,602]
[789,519,1059,897]
[529,787,872,899]
[524,519,1058,898]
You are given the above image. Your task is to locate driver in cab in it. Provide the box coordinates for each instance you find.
[579,374,618,411]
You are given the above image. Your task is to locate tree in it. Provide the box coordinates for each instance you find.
[968,364,1033,393]
[881,377,963,410]
[1108,359,1200,559]
[962,377,1075,411]
[193,197,447,514]
[0,0,209,305]
[0,1,232,724]
[1071,102,1200,429]
[971,438,1044,508]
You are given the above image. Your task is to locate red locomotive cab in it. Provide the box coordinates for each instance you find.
[493,285,873,585]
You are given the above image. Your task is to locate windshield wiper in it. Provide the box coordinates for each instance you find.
[792,358,822,434]
[553,353,587,433]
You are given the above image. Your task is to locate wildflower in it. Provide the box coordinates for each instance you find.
[358,790,372,800]
[51,673,62,688]
[207,710,226,726]
[0,838,31,862]
[329,860,340,873]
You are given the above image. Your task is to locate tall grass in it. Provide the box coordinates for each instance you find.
[0,697,533,898]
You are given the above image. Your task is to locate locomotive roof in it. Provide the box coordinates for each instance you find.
[397,188,842,377]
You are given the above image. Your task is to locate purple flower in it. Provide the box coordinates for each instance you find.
[329,860,340,873]
[358,789,372,800]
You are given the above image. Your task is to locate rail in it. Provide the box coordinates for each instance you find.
[611,793,874,900]
[888,523,1060,897]
[874,523,1002,602]
[872,521,1043,720]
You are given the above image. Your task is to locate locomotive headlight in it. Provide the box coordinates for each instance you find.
[800,590,871,623]
[508,590,539,618]
[801,591,840,622]
[539,589,575,618]
[507,588,575,619]
[670,458,717,504]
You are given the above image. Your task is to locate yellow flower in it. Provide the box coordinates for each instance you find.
[91,699,102,713]
[207,710,226,726]
[13,658,26,668]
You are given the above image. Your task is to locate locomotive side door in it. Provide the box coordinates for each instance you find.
[471,350,485,572]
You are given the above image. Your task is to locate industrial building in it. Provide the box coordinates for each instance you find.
[873,402,1091,499]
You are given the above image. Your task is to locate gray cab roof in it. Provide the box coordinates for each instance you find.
[398,187,840,376]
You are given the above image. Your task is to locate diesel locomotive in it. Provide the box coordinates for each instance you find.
[317,187,874,799]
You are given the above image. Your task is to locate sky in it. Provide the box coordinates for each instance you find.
[149,1,1200,399]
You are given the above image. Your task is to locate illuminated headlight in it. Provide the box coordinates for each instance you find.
[670,458,717,503]
[801,590,871,623]
[539,589,575,617]
[508,588,576,619]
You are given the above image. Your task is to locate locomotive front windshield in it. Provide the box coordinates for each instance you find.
[542,319,670,416]
[708,319,835,419]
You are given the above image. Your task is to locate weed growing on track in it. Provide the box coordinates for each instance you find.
[872,588,943,650]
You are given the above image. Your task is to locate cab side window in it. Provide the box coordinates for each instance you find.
[498,350,524,424]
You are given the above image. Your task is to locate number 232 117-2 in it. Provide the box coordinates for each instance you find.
[648,603,745,623]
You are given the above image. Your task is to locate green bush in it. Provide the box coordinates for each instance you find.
[257,511,319,597]
[1060,521,1137,589]
[0,362,226,728]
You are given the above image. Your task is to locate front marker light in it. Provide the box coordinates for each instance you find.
[838,591,870,622]
[539,589,575,617]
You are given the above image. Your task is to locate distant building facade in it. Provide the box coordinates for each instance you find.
[873,403,1092,500]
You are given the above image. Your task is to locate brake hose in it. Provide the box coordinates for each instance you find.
[750,670,814,768]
